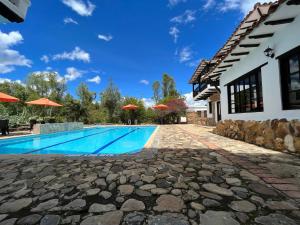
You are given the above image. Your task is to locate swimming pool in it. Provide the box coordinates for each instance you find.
[0,126,157,155]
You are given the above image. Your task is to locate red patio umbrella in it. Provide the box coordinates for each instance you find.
[0,92,20,103]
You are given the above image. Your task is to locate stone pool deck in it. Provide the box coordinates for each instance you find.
[0,124,299,225]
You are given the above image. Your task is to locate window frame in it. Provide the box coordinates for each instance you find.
[227,66,264,114]
[279,46,300,110]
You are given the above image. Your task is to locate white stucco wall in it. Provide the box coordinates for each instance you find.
[220,14,300,121]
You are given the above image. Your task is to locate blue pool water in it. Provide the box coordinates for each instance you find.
[0,126,156,155]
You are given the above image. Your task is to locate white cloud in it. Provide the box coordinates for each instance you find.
[64,67,84,81]
[169,26,180,43]
[187,58,202,67]
[64,17,78,24]
[171,10,196,24]
[0,30,23,48]
[142,98,155,108]
[40,55,49,63]
[62,0,95,16]
[203,0,216,9]
[0,78,24,85]
[53,47,90,63]
[0,30,31,74]
[212,0,277,15]
[140,80,149,85]
[168,0,187,7]
[46,66,52,71]
[184,92,207,107]
[98,34,113,42]
[87,75,101,84]
[177,47,193,63]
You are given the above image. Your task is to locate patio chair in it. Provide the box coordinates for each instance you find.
[29,119,37,131]
[0,120,9,135]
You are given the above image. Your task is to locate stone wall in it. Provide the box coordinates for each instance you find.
[186,112,208,126]
[33,122,84,134]
[213,119,300,153]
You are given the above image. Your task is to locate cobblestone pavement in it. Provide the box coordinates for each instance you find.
[0,125,299,225]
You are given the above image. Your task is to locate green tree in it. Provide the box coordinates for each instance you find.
[152,81,161,103]
[162,74,179,98]
[60,94,83,122]
[100,80,121,123]
[76,83,96,123]
[26,72,66,101]
[120,97,146,124]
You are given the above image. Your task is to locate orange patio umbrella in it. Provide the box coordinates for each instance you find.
[26,98,63,107]
[122,104,138,125]
[26,98,63,117]
[122,104,138,110]
[153,104,169,110]
[0,92,20,103]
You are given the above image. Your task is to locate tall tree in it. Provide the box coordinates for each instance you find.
[77,83,96,106]
[100,79,121,123]
[120,97,146,124]
[152,81,161,103]
[76,83,96,123]
[162,74,179,98]
[26,72,66,101]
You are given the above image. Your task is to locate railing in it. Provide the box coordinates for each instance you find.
[193,83,208,97]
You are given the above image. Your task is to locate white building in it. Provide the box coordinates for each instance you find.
[190,0,300,123]
[0,0,31,23]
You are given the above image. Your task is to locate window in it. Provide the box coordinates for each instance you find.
[208,102,212,114]
[280,47,300,109]
[227,68,264,114]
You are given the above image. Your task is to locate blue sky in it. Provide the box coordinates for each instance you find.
[0,0,273,106]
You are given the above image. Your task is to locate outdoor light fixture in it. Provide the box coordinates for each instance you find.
[264,47,275,58]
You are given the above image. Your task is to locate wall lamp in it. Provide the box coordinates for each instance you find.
[264,47,275,58]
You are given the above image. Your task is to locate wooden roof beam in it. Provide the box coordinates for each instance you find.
[224,59,241,63]
[214,69,227,73]
[218,64,233,69]
[231,52,250,56]
[245,19,258,24]
[239,43,260,48]
[265,18,295,25]
[249,33,274,39]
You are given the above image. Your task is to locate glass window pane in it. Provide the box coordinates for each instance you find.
[257,71,264,110]
[289,73,300,91]
[289,55,299,74]
[289,90,300,105]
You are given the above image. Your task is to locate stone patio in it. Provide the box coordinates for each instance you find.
[0,124,299,225]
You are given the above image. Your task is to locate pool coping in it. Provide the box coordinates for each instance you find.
[0,125,160,159]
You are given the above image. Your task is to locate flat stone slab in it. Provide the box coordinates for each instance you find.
[255,213,297,225]
[154,194,185,212]
[40,215,61,225]
[121,199,145,212]
[88,203,116,213]
[0,198,32,213]
[199,211,240,225]
[202,183,233,196]
[229,200,256,213]
[80,211,123,225]
[148,215,189,225]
